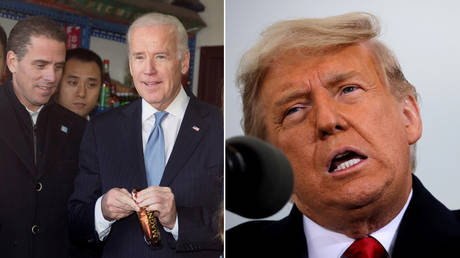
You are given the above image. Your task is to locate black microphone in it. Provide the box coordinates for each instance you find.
[226,136,294,219]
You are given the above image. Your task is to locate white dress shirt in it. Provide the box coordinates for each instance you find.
[95,87,189,241]
[303,190,413,258]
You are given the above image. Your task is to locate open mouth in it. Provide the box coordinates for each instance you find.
[328,150,368,173]
[37,85,54,92]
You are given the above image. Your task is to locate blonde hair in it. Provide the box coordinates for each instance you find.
[238,12,418,168]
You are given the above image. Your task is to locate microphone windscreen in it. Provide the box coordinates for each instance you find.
[226,136,294,218]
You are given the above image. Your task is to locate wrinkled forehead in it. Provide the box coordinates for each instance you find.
[129,25,177,51]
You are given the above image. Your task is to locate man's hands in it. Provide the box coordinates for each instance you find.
[101,186,177,230]
[136,187,177,230]
[101,188,139,221]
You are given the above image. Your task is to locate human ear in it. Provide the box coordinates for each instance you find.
[401,95,422,145]
[180,50,190,75]
[128,57,133,77]
[6,51,18,74]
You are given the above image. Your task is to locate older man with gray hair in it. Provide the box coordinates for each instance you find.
[227,12,460,258]
[69,12,223,258]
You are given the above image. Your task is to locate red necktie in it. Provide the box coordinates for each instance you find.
[341,237,388,258]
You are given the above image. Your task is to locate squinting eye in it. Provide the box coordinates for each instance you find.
[342,86,357,94]
[286,106,302,116]
[135,56,144,61]
[87,83,97,88]
[156,55,166,60]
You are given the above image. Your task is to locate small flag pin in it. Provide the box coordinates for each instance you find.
[60,125,68,134]
[192,126,200,132]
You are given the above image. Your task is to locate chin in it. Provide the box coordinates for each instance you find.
[144,97,163,106]
[36,97,51,105]
[70,109,84,117]
[337,183,386,210]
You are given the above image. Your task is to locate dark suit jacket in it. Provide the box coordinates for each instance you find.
[68,94,223,258]
[0,81,87,258]
[227,175,460,258]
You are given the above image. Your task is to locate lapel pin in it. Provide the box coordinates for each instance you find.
[192,126,200,132]
[60,125,68,134]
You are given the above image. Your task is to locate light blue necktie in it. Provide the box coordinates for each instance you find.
[144,111,168,186]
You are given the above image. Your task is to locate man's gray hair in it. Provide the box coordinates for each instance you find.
[127,12,189,59]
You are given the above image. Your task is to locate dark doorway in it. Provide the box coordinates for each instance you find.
[197,45,223,109]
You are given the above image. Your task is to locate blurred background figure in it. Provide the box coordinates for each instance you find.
[0,24,7,83]
[55,48,102,119]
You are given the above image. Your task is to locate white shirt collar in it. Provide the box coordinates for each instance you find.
[142,86,189,123]
[25,105,44,125]
[303,190,413,258]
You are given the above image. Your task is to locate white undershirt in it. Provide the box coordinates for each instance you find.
[25,105,44,125]
[303,190,412,258]
[94,87,189,241]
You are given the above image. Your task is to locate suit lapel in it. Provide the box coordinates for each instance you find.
[255,205,309,258]
[0,83,36,176]
[392,175,460,256]
[38,104,75,177]
[121,100,148,189]
[36,104,51,177]
[284,205,309,258]
[160,97,208,186]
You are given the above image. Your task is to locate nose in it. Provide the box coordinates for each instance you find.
[76,83,86,98]
[43,66,58,83]
[144,58,157,75]
[313,90,346,139]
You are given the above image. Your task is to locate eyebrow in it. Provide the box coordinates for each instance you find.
[273,71,360,107]
[66,75,98,82]
[275,89,309,107]
[33,59,65,66]
[131,52,144,56]
[32,59,50,64]
[322,71,359,87]
[131,51,170,57]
